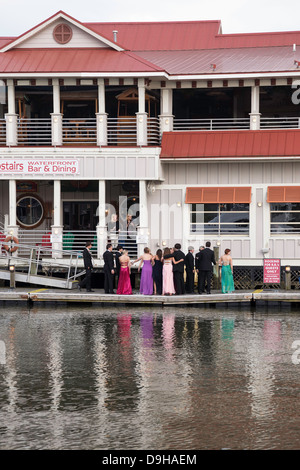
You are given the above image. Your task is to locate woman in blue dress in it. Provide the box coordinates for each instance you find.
[219,248,235,294]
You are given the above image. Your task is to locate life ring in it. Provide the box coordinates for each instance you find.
[3,236,19,253]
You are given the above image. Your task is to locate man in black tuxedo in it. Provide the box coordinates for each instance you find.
[196,242,216,294]
[114,244,123,288]
[164,243,185,295]
[103,243,115,294]
[78,241,94,292]
[185,246,195,294]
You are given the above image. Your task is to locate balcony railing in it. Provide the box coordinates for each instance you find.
[17,118,52,145]
[2,115,300,148]
[107,117,137,146]
[0,119,5,145]
[63,118,97,145]
[148,117,161,145]
[173,117,251,131]
[260,117,300,129]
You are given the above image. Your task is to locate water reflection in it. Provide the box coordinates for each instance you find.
[0,306,300,449]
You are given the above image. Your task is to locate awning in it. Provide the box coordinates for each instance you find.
[267,186,300,203]
[160,129,300,159]
[185,187,252,204]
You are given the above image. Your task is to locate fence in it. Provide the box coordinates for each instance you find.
[17,118,52,145]
[173,117,250,131]
[62,118,97,145]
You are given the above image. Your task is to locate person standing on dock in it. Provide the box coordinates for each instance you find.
[78,241,94,292]
[163,243,185,295]
[185,246,195,294]
[103,243,115,294]
[196,242,216,294]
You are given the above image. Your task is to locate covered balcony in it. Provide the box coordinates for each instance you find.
[1,81,300,147]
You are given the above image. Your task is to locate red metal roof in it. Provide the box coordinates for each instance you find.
[137,46,300,75]
[160,129,300,159]
[0,48,163,74]
[85,21,300,51]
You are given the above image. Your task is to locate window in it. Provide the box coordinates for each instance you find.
[190,203,249,235]
[270,203,300,233]
[17,195,44,229]
[53,24,73,44]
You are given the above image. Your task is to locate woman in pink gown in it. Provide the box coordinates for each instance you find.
[117,250,132,295]
[162,247,184,295]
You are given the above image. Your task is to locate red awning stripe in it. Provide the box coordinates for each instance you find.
[267,186,300,203]
[185,187,252,204]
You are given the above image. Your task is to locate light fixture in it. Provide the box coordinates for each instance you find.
[285,265,291,272]
[139,117,143,123]
[162,241,166,246]
[216,241,221,246]
[165,118,169,125]
[8,117,13,123]
[257,202,262,207]
[54,228,58,235]
[53,117,58,123]
[9,265,15,272]
[252,117,257,123]
[177,202,181,207]
[9,230,13,235]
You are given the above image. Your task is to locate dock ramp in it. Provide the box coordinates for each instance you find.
[0,242,85,290]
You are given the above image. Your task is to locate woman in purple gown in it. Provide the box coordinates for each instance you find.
[116,249,132,295]
[133,247,154,295]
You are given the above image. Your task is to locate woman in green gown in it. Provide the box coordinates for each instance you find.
[219,249,235,294]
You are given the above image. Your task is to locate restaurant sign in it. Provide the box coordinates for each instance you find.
[263,258,281,284]
[0,159,79,174]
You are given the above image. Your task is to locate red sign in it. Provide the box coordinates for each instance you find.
[263,259,281,284]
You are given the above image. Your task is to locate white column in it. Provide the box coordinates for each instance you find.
[137,180,149,256]
[7,180,19,257]
[249,85,261,130]
[136,78,147,146]
[97,180,107,260]
[51,79,62,146]
[5,80,18,146]
[51,180,63,258]
[96,79,108,146]
[159,88,174,135]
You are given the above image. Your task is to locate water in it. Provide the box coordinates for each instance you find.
[0,303,300,450]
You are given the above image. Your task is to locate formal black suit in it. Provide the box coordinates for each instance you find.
[80,247,93,291]
[103,249,115,293]
[164,249,185,294]
[185,251,195,293]
[196,247,216,294]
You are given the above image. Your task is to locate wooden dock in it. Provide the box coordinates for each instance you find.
[1,287,300,307]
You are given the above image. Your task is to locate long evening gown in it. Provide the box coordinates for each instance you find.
[152,259,163,295]
[162,260,175,295]
[140,259,153,295]
[221,262,235,294]
[117,263,132,295]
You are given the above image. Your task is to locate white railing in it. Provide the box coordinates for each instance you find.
[260,117,300,129]
[107,117,137,145]
[148,117,160,145]
[173,117,251,131]
[62,230,97,254]
[17,229,52,257]
[17,118,52,145]
[62,118,97,145]
[0,119,5,145]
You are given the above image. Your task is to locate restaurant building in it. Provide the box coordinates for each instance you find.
[1,11,300,285]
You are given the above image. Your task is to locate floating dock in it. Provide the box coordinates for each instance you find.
[1,287,300,308]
